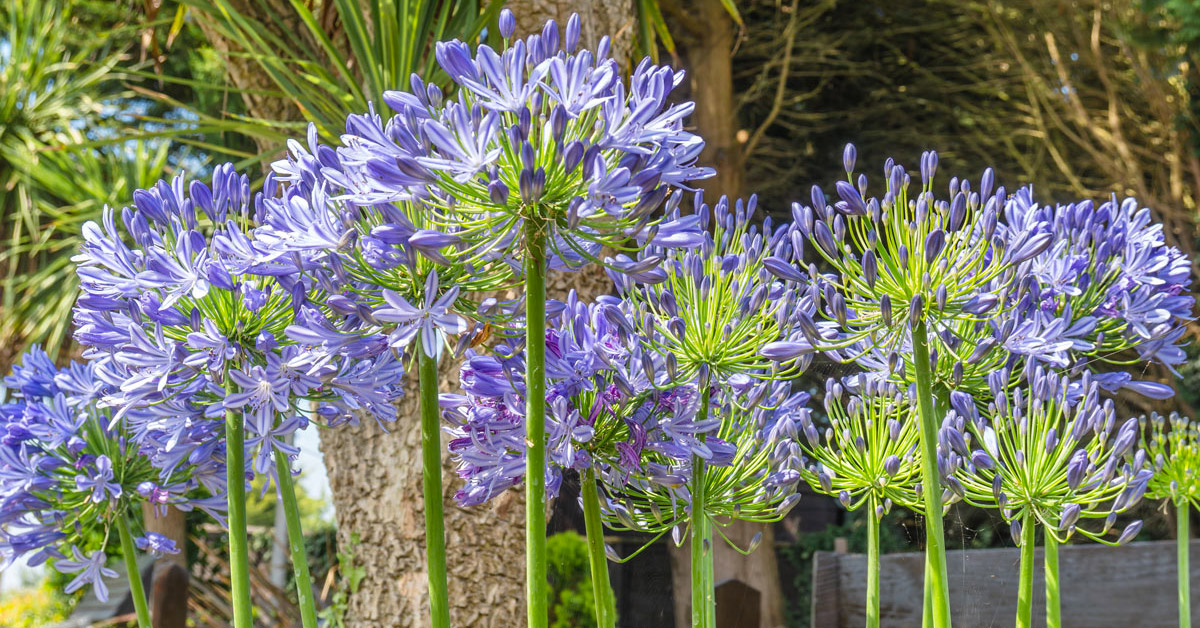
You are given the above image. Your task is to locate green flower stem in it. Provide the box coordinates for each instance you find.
[525,218,549,628]
[1016,515,1036,628]
[1179,498,1191,628]
[581,468,617,628]
[911,320,950,628]
[224,383,253,628]
[867,502,881,628]
[1044,530,1060,628]
[691,385,715,628]
[273,448,319,628]
[922,567,931,628]
[418,348,451,628]
[116,513,151,628]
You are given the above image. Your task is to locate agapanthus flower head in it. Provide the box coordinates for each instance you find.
[602,382,808,541]
[950,365,1149,546]
[608,193,817,387]
[1141,412,1200,507]
[258,123,520,360]
[846,181,1193,402]
[1000,189,1194,383]
[0,348,210,601]
[326,10,713,270]
[443,291,654,506]
[796,376,921,518]
[783,147,1054,385]
[72,167,404,485]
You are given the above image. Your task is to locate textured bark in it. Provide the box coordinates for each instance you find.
[512,0,634,70]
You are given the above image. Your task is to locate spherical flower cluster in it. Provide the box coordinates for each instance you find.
[257,125,517,360]
[608,382,809,538]
[325,12,713,270]
[784,147,1050,365]
[1000,189,1193,391]
[71,167,405,483]
[1141,412,1200,507]
[796,377,922,517]
[0,349,203,601]
[608,193,818,384]
[948,366,1149,546]
[443,291,654,506]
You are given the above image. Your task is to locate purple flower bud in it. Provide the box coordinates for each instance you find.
[971,450,995,470]
[813,220,838,257]
[962,293,998,315]
[908,294,924,328]
[818,472,833,493]
[883,455,901,476]
[843,143,857,173]
[835,180,867,216]
[1116,520,1142,544]
[950,391,977,424]
[519,168,535,204]
[761,341,813,361]
[489,180,510,205]
[838,491,851,508]
[1059,503,1081,530]
[1007,232,1053,265]
[499,9,516,38]
[948,193,967,232]
[880,294,893,327]
[924,229,945,264]
[862,250,878,289]
[1010,519,1022,546]
[409,229,461,251]
[1044,428,1058,454]
[941,426,969,456]
[764,256,806,282]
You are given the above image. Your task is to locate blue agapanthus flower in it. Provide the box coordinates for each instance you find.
[947,365,1150,547]
[443,291,654,506]
[607,193,820,384]
[327,10,712,271]
[0,348,211,602]
[71,166,405,486]
[1000,188,1194,385]
[443,289,810,536]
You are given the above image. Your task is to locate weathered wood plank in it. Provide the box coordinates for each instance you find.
[812,551,842,628]
[822,538,1199,628]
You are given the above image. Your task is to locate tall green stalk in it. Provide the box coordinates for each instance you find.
[581,469,617,628]
[1179,498,1191,628]
[224,382,253,628]
[418,348,451,628]
[116,513,152,628]
[273,448,319,628]
[866,502,881,628]
[911,320,950,628]
[1015,516,1035,628]
[524,219,549,628]
[922,568,932,628]
[1044,531,1060,628]
[690,386,715,628]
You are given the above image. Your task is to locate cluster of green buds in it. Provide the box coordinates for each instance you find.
[1142,412,1200,507]
[952,367,1149,546]
[798,377,922,517]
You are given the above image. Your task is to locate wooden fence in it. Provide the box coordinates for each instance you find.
[812,538,1199,628]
